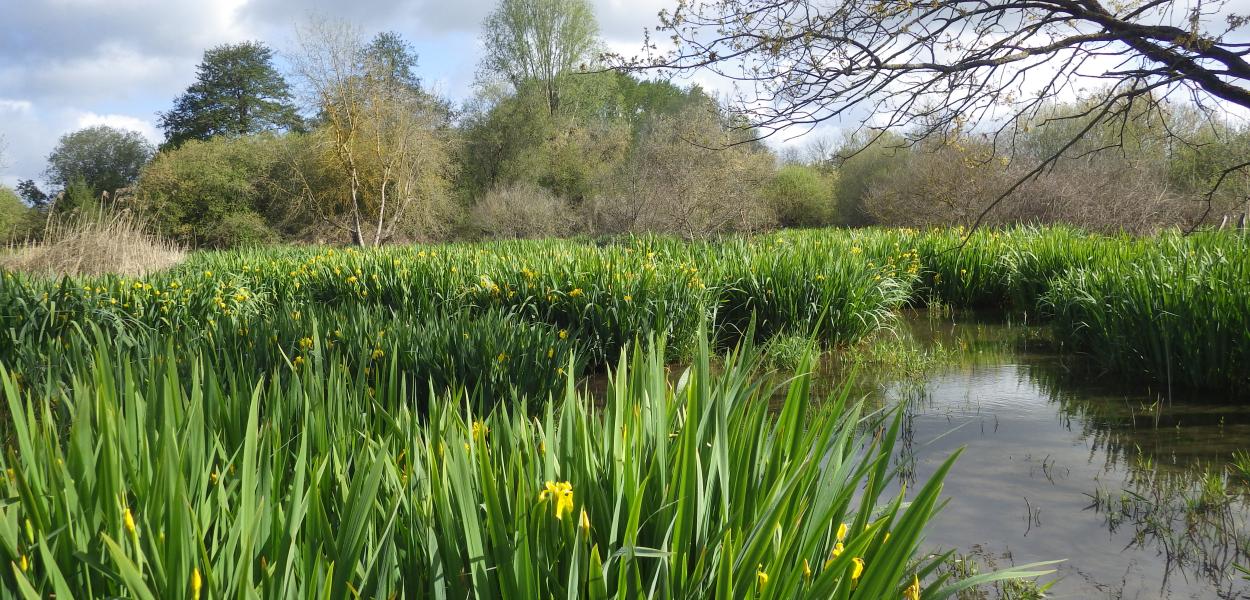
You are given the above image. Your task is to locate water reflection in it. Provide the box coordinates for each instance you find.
[864,312,1250,599]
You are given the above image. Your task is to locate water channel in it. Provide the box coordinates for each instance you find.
[866,311,1250,599]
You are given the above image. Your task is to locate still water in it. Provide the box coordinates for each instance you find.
[866,312,1250,599]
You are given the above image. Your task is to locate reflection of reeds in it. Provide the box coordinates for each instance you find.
[1085,460,1250,594]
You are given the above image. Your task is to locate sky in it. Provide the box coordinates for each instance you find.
[3,0,1249,189]
[0,0,681,188]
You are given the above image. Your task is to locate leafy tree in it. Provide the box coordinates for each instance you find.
[833,133,908,227]
[55,177,99,218]
[159,42,302,148]
[0,185,34,242]
[363,32,423,93]
[480,0,600,114]
[458,72,710,203]
[15,180,49,209]
[605,75,713,131]
[460,78,630,204]
[46,125,153,195]
[291,19,455,246]
[363,32,454,125]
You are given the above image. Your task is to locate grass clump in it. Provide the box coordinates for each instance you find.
[0,212,184,277]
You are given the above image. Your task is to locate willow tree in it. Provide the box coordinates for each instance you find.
[623,0,1250,225]
[291,20,454,246]
[480,0,601,114]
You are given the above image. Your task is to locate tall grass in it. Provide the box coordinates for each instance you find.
[1044,232,1250,392]
[0,211,184,277]
[0,333,1051,597]
[3,226,1247,393]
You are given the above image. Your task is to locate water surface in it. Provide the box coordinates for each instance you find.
[867,312,1250,599]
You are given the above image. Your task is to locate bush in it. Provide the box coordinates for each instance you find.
[203,211,279,248]
[863,141,1190,234]
[833,133,908,226]
[135,134,289,248]
[0,186,35,243]
[470,183,585,239]
[763,164,836,227]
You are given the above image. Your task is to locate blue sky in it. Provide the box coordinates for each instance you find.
[0,0,680,187]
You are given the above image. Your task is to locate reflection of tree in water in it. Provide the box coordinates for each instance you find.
[1019,356,1250,596]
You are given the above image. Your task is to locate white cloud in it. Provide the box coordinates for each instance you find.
[0,99,33,114]
[73,112,161,144]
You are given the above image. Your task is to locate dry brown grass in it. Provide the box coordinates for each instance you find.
[0,211,185,277]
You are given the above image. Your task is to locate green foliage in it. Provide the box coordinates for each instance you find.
[45,125,154,194]
[135,134,289,248]
[14,180,48,210]
[57,177,99,218]
[0,186,34,242]
[158,41,302,148]
[1044,232,1250,392]
[460,79,631,203]
[480,0,600,114]
[764,164,837,227]
[289,23,457,246]
[0,318,1053,597]
[833,133,907,226]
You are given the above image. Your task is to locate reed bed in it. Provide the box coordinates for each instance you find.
[2,227,1247,394]
[0,334,1051,598]
[8,225,1243,596]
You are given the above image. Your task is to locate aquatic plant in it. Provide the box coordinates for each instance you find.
[0,334,1052,597]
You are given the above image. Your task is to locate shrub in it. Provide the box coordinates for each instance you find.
[470,183,586,239]
[0,186,34,243]
[203,211,279,248]
[763,164,837,227]
[135,134,288,248]
[593,106,775,238]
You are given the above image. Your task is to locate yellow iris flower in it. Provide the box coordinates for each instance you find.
[904,574,921,600]
[538,481,574,520]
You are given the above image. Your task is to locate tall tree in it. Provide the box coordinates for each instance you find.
[480,0,600,114]
[159,41,302,148]
[290,20,454,246]
[363,32,423,93]
[626,0,1250,225]
[45,125,153,195]
[15,180,49,209]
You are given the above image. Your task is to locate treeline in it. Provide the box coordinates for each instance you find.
[3,0,1247,248]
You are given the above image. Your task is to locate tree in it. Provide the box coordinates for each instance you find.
[763,164,836,227]
[15,180,49,209]
[46,125,153,195]
[363,32,423,93]
[159,42,302,148]
[457,72,711,204]
[832,132,907,226]
[0,185,34,242]
[627,0,1250,225]
[594,103,775,238]
[290,20,455,246]
[480,0,600,114]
